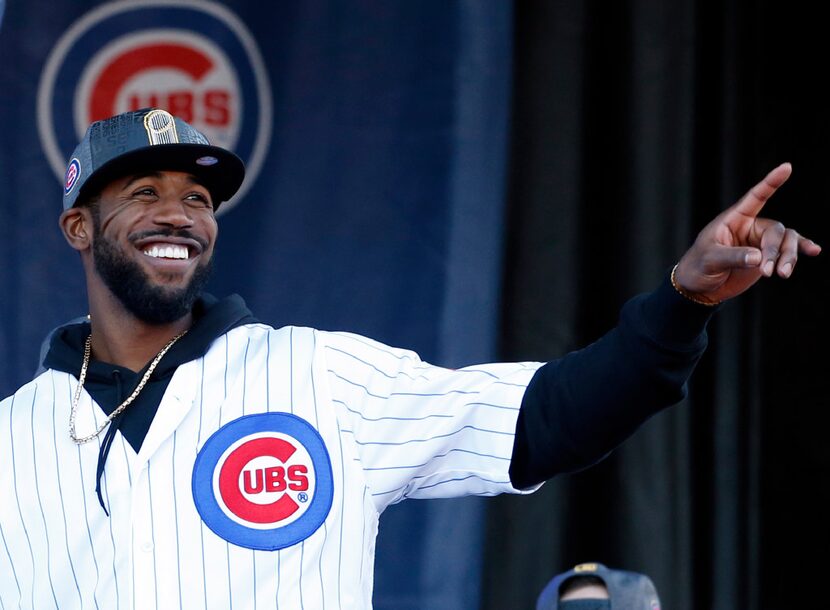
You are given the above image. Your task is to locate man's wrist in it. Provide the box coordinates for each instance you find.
[670,263,720,306]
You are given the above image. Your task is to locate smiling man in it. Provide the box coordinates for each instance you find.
[0,107,820,609]
[61,110,237,339]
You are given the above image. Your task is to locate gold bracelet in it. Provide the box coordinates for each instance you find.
[670,264,720,306]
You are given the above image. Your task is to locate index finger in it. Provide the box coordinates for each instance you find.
[732,162,792,218]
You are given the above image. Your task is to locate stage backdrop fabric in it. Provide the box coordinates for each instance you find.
[0,1,512,608]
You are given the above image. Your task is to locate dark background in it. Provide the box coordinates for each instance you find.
[484,2,828,609]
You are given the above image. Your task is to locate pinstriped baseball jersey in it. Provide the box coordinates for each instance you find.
[0,323,541,609]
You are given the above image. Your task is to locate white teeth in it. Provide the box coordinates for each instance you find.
[143,244,189,260]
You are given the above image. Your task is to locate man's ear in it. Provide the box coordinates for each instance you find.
[59,207,93,251]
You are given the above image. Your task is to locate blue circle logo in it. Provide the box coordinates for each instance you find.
[37,0,272,215]
[192,413,334,550]
[64,158,81,194]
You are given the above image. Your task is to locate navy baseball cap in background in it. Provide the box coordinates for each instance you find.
[536,562,661,610]
[62,107,245,211]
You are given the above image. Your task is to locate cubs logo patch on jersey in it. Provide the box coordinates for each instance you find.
[192,413,334,551]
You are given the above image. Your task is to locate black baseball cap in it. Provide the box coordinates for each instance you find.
[62,107,245,211]
[536,562,661,610]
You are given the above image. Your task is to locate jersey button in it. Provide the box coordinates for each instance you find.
[140,541,154,552]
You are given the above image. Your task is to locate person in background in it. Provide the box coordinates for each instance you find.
[536,562,661,610]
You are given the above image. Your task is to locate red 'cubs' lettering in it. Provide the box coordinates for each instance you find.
[166,91,195,123]
[287,465,309,491]
[127,89,231,126]
[242,465,310,495]
[264,466,285,492]
[128,93,161,111]
[204,91,230,126]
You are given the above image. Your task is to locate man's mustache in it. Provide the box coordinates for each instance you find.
[128,228,209,251]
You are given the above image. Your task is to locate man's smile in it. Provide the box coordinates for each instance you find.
[130,231,209,268]
[143,243,190,260]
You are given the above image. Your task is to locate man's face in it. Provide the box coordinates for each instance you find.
[88,170,218,324]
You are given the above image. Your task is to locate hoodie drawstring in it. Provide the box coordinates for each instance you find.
[95,370,124,516]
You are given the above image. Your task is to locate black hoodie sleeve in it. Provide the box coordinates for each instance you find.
[509,273,717,489]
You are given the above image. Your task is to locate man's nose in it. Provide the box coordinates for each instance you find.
[152,196,194,228]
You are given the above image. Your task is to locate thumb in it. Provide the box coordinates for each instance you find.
[703,245,763,273]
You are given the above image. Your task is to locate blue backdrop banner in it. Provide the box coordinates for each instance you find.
[0,1,512,607]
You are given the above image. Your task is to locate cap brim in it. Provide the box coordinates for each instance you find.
[75,143,245,211]
[536,564,661,610]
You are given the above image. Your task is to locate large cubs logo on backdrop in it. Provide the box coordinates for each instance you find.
[37,0,272,214]
[192,413,334,550]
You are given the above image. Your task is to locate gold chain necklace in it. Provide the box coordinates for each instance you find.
[69,330,188,444]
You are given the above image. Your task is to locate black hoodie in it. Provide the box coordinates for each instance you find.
[43,293,257,452]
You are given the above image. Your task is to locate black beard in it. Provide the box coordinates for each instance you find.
[92,231,212,325]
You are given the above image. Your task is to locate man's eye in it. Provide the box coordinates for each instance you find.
[133,187,156,197]
[186,192,212,206]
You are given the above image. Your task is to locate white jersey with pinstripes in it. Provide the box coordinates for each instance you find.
[0,323,541,609]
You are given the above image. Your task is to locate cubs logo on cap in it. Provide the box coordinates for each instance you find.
[192,413,334,550]
[64,158,81,194]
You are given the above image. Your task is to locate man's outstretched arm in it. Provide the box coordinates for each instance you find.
[511,163,820,488]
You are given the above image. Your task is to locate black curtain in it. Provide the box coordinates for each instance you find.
[483,2,829,609]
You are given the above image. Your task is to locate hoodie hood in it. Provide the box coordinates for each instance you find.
[43,293,258,451]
